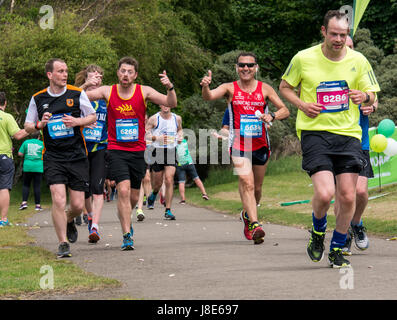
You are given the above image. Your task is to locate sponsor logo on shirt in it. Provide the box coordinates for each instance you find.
[115,104,136,116]
[66,99,74,107]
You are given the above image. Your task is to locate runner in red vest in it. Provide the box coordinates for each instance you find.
[86,57,177,251]
[201,52,289,245]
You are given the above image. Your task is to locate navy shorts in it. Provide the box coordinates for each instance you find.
[0,155,15,190]
[230,146,270,166]
[176,164,199,183]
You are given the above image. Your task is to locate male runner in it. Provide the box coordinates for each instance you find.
[86,57,177,250]
[25,58,96,258]
[0,91,29,227]
[201,52,290,244]
[279,11,380,267]
[145,105,183,220]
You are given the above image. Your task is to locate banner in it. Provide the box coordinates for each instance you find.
[368,127,397,189]
[352,0,371,36]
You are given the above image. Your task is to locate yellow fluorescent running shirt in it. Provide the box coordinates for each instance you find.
[282,44,380,140]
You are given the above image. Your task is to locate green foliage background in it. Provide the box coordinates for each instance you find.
[0,0,396,179]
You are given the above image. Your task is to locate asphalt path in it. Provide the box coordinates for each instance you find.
[28,198,397,300]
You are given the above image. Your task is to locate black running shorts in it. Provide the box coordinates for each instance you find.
[301,130,365,177]
[85,148,107,198]
[107,149,146,189]
[44,158,89,192]
[359,150,374,178]
[146,147,178,172]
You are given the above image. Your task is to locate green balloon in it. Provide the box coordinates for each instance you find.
[378,119,395,138]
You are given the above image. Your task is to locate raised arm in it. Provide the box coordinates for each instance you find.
[143,71,177,108]
[85,85,111,102]
[200,70,230,101]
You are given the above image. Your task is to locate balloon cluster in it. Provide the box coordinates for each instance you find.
[370,119,397,155]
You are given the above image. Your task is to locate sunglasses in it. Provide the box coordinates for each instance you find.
[237,63,256,68]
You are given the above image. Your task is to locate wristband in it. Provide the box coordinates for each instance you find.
[168,86,174,91]
[364,93,370,104]
[35,121,41,130]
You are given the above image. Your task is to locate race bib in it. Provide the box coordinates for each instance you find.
[47,114,74,139]
[317,80,349,113]
[116,119,138,142]
[240,114,262,138]
[83,122,104,142]
[162,131,176,147]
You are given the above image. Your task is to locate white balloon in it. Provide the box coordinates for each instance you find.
[383,138,397,156]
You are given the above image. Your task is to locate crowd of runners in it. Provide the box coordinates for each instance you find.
[0,10,380,269]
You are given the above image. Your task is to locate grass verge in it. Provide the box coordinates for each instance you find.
[0,184,120,298]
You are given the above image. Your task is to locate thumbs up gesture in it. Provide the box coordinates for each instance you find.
[200,70,212,87]
[159,70,173,90]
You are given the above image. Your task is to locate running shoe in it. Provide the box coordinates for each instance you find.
[307,227,325,262]
[19,202,28,210]
[136,209,145,222]
[202,194,210,200]
[240,210,253,240]
[87,215,92,233]
[147,192,156,209]
[67,220,78,243]
[164,209,176,220]
[75,215,82,226]
[88,227,100,243]
[249,221,265,244]
[83,214,89,225]
[121,232,134,251]
[179,200,186,205]
[328,248,351,268]
[351,223,369,250]
[57,242,72,258]
[0,220,10,227]
[35,204,43,211]
[341,228,353,256]
[160,193,166,207]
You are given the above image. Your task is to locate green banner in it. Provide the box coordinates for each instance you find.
[368,127,397,189]
[352,0,370,36]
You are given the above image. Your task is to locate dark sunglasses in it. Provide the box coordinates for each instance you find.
[237,63,256,68]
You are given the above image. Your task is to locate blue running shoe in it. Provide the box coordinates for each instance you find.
[0,220,10,227]
[164,209,176,220]
[88,227,100,243]
[121,232,134,251]
[147,192,157,209]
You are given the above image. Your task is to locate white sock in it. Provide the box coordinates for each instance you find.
[92,223,99,230]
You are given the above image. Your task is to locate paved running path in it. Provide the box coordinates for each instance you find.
[28,199,397,300]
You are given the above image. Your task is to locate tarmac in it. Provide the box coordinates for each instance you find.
[27,197,397,300]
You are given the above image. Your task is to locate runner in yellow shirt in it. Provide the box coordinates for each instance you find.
[279,10,380,268]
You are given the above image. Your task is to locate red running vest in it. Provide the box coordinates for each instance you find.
[107,84,146,152]
[229,81,270,151]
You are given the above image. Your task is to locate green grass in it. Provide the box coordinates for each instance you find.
[0,183,120,298]
[186,155,397,237]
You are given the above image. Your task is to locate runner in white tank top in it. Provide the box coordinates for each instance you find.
[145,105,183,220]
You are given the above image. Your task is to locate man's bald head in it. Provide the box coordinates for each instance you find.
[346,35,354,49]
